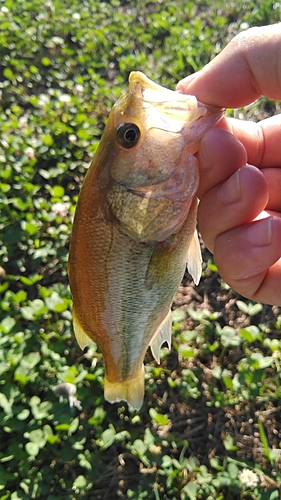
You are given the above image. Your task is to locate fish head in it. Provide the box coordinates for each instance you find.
[98,71,223,242]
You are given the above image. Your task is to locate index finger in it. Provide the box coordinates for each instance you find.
[196,114,281,202]
[177,24,281,108]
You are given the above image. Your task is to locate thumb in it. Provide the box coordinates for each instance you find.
[177,24,281,108]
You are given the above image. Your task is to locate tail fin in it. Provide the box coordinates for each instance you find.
[104,367,145,410]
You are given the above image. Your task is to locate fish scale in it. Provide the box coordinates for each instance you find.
[68,72,223,409]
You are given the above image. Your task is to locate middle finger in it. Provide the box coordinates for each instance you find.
[198,164,268,252]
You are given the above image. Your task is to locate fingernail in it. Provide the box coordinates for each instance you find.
[218,169,241,205]
[247,217,272,247]
[176,71,201,91]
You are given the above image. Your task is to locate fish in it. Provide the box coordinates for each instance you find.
[68,71,223,410]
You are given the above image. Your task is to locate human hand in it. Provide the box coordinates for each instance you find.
[177,24,281,305]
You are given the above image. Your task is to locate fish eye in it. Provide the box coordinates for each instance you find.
[116,122,140,149]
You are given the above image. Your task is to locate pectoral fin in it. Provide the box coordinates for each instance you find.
[72,310,93,349]
[186,230,202,285]
[150,310,172,364]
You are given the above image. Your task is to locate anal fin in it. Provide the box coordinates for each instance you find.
[149,310,172,364]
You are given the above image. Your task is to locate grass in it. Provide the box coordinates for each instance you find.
[0,0,281,498]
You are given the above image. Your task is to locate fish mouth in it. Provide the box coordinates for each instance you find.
[142,100,223,137]
[139,95,207,135]
[144,111,212,136]
[128,71,223,134]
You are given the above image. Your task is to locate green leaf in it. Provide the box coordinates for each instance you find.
[236,300,249,314]
[248,353,273,370]
[0,363,10,376]
[45,292,67,312]
[247,303,263,316]
[240,325,262,343]
[50,185,65,197]
[17,409,30,421]
[149,408,169,425]
[20,299,47,320]
[0,393,12,414]
[41,57,51,66]
[21,352,41,369]
[68,417,80,435]
[222,374,234,391]
[42,134,54,146]
[100,428,116,450]
[161,455,172,468]
[3,68,15,80]
[14,366,31,385]
[0,317,16,333]
[24,428,45,444]
[227,462,239,478]
[20,306,34,320]
[223,434,237,451]
[220,326,242,347]
[131,439,147,457]
[14,290,27,304]
[182,481,198,499]
[258,418,271,461]
[31,401,52,420]
[20,274,43,286]
[22,221,40,235]
[212,366,222,379]
[55,424,70,432]
[47,435,61,445]
[179,346,195,359]
[88,407,106,426]
[72,475,87,490]
[269,491,281,500]
[207,262,218,273]
[25,442,40,457]
[172,309,186,323]
[0,454,14,463]
[236,300,263,316]
[78,453,92,470]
